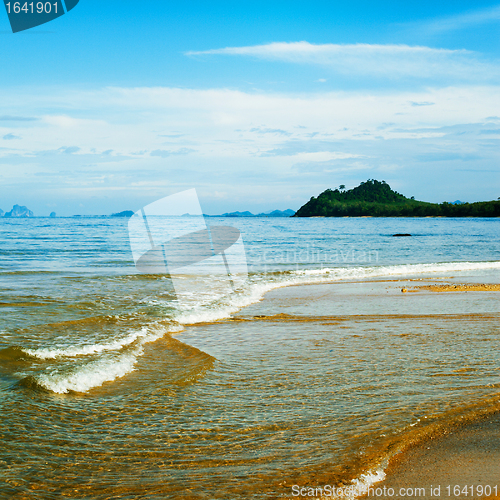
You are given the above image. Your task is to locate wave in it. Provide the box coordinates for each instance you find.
[173,260,500,326]
[27,348,141,393]
[294,260,500,278]
[21,324,183,394]
[330,393,500,500]
[18,259,499,394]
[0,345,33,362]
[22,325,179,360]
[333,466,387,499]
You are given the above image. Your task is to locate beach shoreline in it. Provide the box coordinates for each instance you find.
[359,411,500,500]
[215,276,500,499]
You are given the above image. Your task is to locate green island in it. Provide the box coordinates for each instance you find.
[293,179,500,217]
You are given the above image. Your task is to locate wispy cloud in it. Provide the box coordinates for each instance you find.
[1,85,499,212]
[60,146,81,154]
[410,101,435,107]
[0,115,37,122]
[150,148,196,158]
[419,4,500,34]
[186,42,499,81]
[480,128,500,134]
[417,152,482,162]
[2,133,21,140]
[249,127,292,136]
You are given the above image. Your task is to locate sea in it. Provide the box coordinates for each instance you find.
[0,216,499,499]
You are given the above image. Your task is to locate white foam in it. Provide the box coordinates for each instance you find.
[294,260,500,279]
[174,260,500,327]
[284,465,386,499]
[24,324,185,360]
[35,348,141,394]
[23,328,150,360]
[174,281,281,325]
[29,324,184,393]
[331,466,387,499]
[29,259,499,394]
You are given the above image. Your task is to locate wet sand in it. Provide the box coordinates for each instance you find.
[364,413,500,499]
[360,280,500,500]
[407,283,500,293]
[228,276,500,499]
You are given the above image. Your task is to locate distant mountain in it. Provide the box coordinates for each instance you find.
[451,200,465,205]
[261,209,295,217]
[294,180,500,217]
[219,209,295,217]
[111,210,135,217]
[221,211,255,217]
[4,204,34,217]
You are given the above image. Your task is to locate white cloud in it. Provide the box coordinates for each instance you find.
[1,84,499,213]
[293,152,362,162]
[418,4,500,34]
[42,115,107,128]
[186,42,499,81]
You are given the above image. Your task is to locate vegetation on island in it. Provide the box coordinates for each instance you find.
[294,180,500,217]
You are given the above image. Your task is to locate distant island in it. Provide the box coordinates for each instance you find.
[109,209,295,218]
[111,210,135,217]
[294,180,500,217]
[0,204,34,217]
[219,209,295,217]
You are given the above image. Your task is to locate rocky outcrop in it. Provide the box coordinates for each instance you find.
[4,205,34,217]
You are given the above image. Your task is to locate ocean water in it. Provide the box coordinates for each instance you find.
[0,216,499,499]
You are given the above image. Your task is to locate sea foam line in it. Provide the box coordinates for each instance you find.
[174,260,500,326]
[23,325,184,360]
[30,260,499,393]
[293,260,500,277]
[29,324,183,394]
[283,465,387,500]
[35,348,141,394]
[23,328,149,360]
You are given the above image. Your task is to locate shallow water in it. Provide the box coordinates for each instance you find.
[0,217,499,498]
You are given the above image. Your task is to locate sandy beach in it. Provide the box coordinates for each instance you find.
[363,412,500,499]
[406,283,500,293]
[223,277,500,499]
[355,280,500,500]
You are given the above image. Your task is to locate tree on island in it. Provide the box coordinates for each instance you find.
[293,179,500,217]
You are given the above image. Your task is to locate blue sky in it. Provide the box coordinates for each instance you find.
[1,0,500,215]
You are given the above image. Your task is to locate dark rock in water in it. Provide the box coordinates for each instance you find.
[50,212,56,218]
[111,210,134,217]
[4,204,34,217]
[392,233,412,237]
